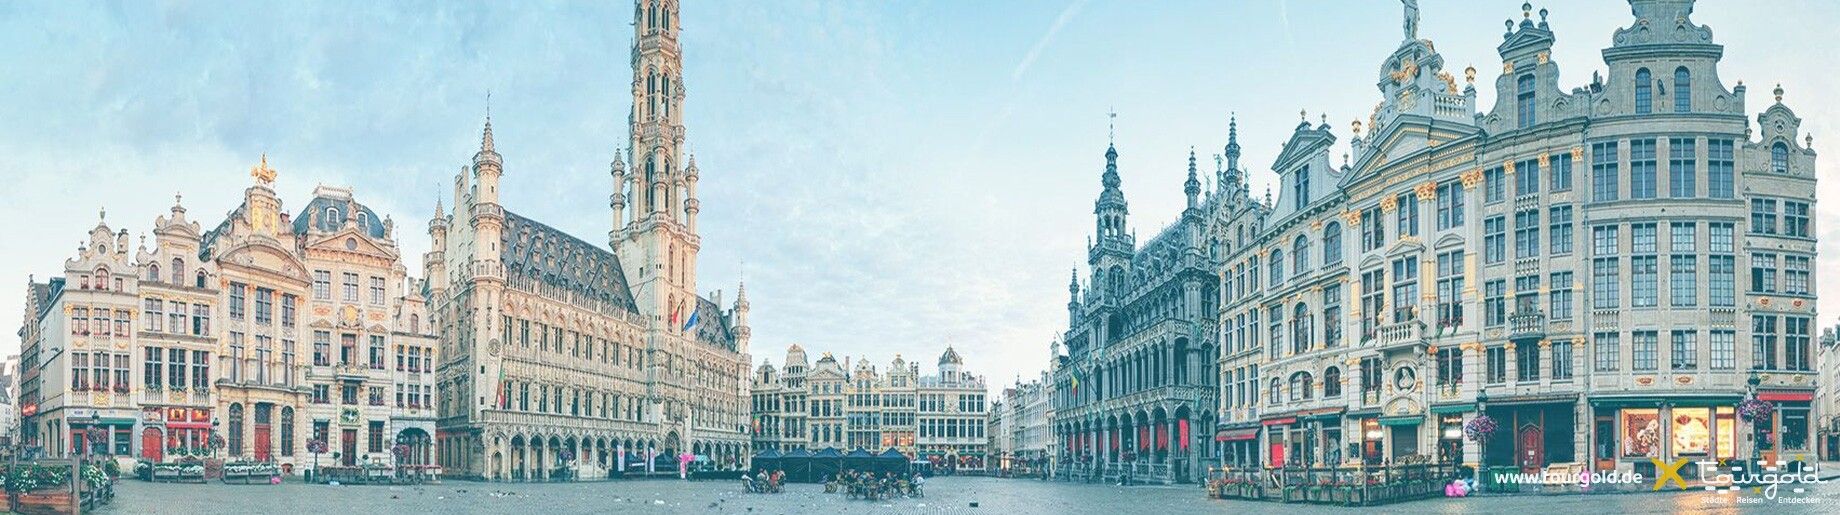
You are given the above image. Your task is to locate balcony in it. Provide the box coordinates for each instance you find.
[1508,311,1546,344]
[1375,319,1425,349]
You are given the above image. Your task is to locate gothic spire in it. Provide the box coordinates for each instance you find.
[1184,148,1201,209]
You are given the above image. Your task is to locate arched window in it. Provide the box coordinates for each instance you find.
[409,314,420,334]
[1323,367,1342,397]
[94,268,109,291]
[195,270,207,288]
[172,258,184,285]
[1293,236,1310,273]
[1517,74,1536,128]
[1674,67,1691,113]
[323,207,341,230]
[1635,68,1652,114]
[228,403,245,456]
[146,264,160,282]
[1772,142,1789,173]
[644,156,658,208]
[1323,222,1343,265]
[1269,249,1285,284]
[357,212,369,233]
[1292,303,1312,355]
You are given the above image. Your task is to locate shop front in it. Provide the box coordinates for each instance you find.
[1481,395,1576,474]
[1756,390,1814,467]
[1430,404,1473,465]
[1260,417,1294,468]
[1592,396,1739,478]
[1378,415,1422,463]
[65,408,137,459]
[1350,415,1384,466]
[1213,425,1260,469]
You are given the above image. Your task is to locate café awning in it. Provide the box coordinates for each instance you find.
[1377,415,1423,427]
[1214,428,1260,442]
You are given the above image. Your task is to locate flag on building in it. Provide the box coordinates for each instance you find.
[681,302,700,332]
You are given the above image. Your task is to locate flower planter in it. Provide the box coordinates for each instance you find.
[13,490,76,515]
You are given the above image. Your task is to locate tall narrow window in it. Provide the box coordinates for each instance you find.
[1294,165,1310,211]
[1397,193,1419,238]
[1293,237,1310,275]
[1435,181,1465,230]
[1630,138,1657,199]
[1669,138,1696,198]
[1323,223,1343,266]
[1634,68,1652,114]
[1550,151,1573,192]
[1772,142,1789,173]
[1591,141,1619,202]
[1517,74,1536,128]
[1673,67,1691,113]
[1708,139,1734,198]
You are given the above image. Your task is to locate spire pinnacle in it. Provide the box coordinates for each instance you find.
[1107,107,1117,146]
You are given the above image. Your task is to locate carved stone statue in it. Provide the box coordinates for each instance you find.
[1402,0,1420,40]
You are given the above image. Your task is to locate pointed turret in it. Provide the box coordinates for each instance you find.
[1184,148,1201,209]
[1224,115,1244,191]
[610,149,628,248]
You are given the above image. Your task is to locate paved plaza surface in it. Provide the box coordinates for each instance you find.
[95,476,1840,514]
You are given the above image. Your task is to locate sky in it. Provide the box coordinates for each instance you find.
[1,0,1837,394]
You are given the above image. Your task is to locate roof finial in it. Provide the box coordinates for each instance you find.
[1107,107,1117,146]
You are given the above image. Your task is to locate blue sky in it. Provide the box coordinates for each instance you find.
[2,1,1836,391]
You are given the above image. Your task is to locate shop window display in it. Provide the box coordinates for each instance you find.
[1670,408,1710,457]
[1621,409,1660,458]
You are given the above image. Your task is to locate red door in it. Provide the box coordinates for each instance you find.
[254,424,272,462]
[142,428,164,462]
[1518,424,1544,473]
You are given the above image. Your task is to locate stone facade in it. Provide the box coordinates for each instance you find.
[15,162,437,475]
[990,371,1052,475]
[751,347,987,471]
[1212,0,1819,477]
[430,0,753,481]
[1050,122,1252,484]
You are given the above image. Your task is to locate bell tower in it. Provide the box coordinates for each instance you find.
[617,0,700,324]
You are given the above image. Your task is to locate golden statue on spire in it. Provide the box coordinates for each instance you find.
[251,153,277,184]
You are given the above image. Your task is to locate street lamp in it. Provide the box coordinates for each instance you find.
[1746,372,1763,465]
[1476,391,1489,482]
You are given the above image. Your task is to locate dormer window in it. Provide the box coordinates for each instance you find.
[147,264,160,282]
[1293,165,1310,210]
[324,207,342,230]
[1517,74,1536,128]
[357,212,369,233]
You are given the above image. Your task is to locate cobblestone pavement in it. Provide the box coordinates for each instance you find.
[95,475,1840,514]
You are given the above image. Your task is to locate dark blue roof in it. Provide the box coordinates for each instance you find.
[293,196,387,238]
[501,210,639,315]
[692,295,736,350]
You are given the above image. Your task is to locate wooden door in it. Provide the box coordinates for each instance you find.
[254,424,272,462]
[142,428,164,462]
[342,429,358,465]
[1517,424,1544,473]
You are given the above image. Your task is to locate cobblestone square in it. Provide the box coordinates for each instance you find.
[92,476,1840,514]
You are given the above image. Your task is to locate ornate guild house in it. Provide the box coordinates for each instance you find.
[432,0,753,481]
[1206,0,1820,478]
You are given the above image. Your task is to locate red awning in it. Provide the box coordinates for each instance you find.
[1215,428,1259,442]
[1759,392,1813,402]
[1261,417,1296,426]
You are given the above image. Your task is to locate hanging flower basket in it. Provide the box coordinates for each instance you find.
[1463,415,1499,442]
[1738,398,1774,423]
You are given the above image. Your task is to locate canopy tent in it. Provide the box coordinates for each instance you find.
[779,448,812,482]
[807,447,845,483]
[843,448,878,473]
[876,448,911,475]
[749,449,781,474]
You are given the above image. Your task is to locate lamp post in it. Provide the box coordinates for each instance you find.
[307,439,328,484]
[1746,372,1762,465]
[1475,391,1489,484]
